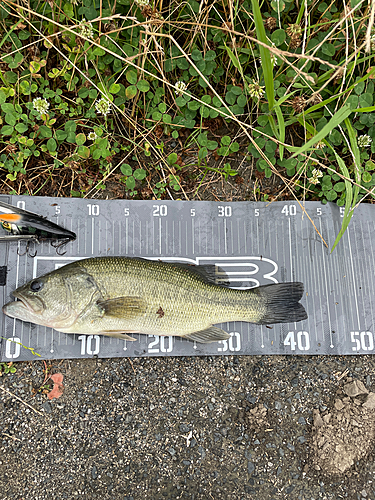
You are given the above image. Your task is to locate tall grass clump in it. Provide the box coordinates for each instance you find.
[0,0,374,247]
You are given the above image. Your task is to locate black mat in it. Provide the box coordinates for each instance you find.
[1,195,373,360]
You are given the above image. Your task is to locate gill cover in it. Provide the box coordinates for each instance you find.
[3,266,103,330]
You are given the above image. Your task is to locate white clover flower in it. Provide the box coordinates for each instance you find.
[175,81,187,95]
[78,18,94,39]
[247,79,265,100]
[308,168,323,185]
[135,0,149,6]
[313,140,325,150]
[33,97,50,115]
[270,54,278,67]
[311,168,323,178]
[95,98,111,116]
[258,43,278,68]
[308,177,320,185]
[287,23,302,37]
[88,131,97,141]
[258,55,277,68]
[358,135,372,148]
[371,34,375,52]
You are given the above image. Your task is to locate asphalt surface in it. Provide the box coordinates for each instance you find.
[1,353,375,499]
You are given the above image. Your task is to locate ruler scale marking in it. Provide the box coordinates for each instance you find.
[319,218,333,347]
[367,220,375,331]
[347,224,361,329]
[1,198,374,360]
[360,220,374,334]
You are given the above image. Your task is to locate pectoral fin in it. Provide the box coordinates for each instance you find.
[183,326,230,343]
[99,331,137,341]
[97,296,146,319]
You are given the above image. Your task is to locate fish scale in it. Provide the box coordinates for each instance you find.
[75,257,267,334]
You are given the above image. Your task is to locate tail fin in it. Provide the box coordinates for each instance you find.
[255,282,307,324]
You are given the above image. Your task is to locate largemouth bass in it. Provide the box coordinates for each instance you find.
[2,257,307,343]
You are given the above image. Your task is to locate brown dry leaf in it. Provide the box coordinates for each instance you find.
[47,373,64,400]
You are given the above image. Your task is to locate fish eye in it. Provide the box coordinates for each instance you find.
[30,280,43,292]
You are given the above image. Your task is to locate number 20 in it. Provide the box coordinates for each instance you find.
[153,205,167,216]
[148,335,173,353]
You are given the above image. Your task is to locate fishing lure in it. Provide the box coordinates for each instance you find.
[0,201,76,255]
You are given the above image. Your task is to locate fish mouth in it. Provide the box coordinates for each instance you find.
[3,292,44,318]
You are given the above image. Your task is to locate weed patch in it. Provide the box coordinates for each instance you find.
[0,0,374,246]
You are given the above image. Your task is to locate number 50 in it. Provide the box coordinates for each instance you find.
[351,331,374,351]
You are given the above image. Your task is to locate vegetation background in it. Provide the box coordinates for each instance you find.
[0,0,374,248]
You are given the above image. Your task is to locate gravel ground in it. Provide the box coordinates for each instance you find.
[1,354,375,499]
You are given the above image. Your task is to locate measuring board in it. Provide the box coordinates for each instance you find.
[0,195,374,361]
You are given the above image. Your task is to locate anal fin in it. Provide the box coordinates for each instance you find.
[183,326,230,344]
[99,330,137,341]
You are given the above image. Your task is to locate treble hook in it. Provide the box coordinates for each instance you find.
[17,244,27,257]
[27,240,37,258]
[51,238,69,256]
[17,240,37,258]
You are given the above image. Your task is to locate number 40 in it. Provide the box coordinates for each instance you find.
[284,331,310,351]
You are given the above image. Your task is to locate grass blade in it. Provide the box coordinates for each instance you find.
[344,118,361,204]
[294,115,359,252]
[251,0,284,148]
[271,92,295,160]
[224,43,242,73]
[291,105,352,157]
[356,106,375,112]
[274,105,285,160]
[330,120,361,252]
[294,67,375,120]
[330,150,354,252]
[251,0,275,110]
